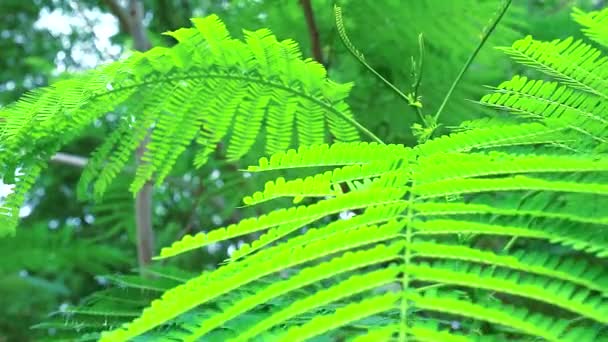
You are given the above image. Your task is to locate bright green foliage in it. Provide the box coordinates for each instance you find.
[81,8,608,340]
[4,4,608,342]
[497,36,608,100]
[0,15,362,237]
[203,0,527,142]
[480,38,608,151]
[105,144,608,339]
[331,0,525,133]
[573,6,608,48]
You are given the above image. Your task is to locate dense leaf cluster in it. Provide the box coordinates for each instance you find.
[2,3,608,342]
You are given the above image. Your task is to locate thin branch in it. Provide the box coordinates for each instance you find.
[51,152,88,168]
[433,0,512,123]
[299,0,324,64]
[176,184,206,240]
[47,153,208,195]
[334,6,411,112]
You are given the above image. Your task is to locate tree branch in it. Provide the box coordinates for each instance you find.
[127,0,152,51]
[102,0,131,33]
[51,152,88,168]
[299,0,324,64]
[126,0,154,269]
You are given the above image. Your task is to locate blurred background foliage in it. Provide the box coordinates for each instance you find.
[0,0,605,340]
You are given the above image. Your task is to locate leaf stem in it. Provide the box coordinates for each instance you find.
[334,6,413,111]
[433,0,513,123]
[400,183,415,342]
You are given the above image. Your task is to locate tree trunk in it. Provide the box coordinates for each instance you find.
[104,0,154,270]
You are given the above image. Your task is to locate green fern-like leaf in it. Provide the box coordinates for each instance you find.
[0,15,373,237]
[572,6,608,49]
[26,6,608,342]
